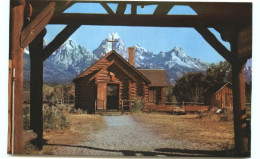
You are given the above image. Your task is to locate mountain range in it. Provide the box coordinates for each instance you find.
[23,32,251,84]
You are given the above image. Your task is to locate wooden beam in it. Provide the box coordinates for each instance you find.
[153,4,174,15]
[100,2,114,15]
[131,4,137,15]
[116,3,127,15]
[7,60,12,154]
[231,31,248,156]
[29,29,46,150]
[9,0,25,154]
[50,14,250,28]
[43,24,81,60]
[237,26,252,60]
[55,0,74,14]
[20,2,55,48]
[195,27,232,62]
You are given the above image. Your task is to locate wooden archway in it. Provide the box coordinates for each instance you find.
[8,0,252,155]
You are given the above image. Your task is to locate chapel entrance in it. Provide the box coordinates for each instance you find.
[107,84,119,110]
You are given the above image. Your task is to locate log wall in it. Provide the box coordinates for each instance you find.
[161,87,166,104]
[75,78,96,113]
[206,86,233,108]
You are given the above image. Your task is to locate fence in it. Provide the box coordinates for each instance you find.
[121,100,134,111]
[163,101,205,106]
[143,101,209,113]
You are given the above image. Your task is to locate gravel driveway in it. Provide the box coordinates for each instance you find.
[52,115,225,157]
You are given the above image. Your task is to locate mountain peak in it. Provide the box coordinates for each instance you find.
[64,38,78,49]
[170,46,188,58]
[108,32,120,40]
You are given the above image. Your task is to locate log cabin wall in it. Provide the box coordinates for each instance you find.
[208,85,233,108]
[75,77,96,113]
[129,81,137,101]
[106,54,149,92]
[147,87,159,104]
[74,51,150,113]
[147,87,166,105]
[143,82,149,103]
[107,65,132,100]
[155,87,162,105]
[161,87,166,104]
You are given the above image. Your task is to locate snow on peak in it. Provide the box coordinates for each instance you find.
[134,44,148,52]
[108,32,120,40]
[171,46,188,58]
[63,38,78,50]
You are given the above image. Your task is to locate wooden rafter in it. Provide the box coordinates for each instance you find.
[195,27,231,62]
[131,4,137,15]
[100,2,115,15]
[55,0,74,13]
[50,13,250,28]
[153,4,174,15]
[20,2,56,48]
[116,3,127,15]
[43,24,81,61]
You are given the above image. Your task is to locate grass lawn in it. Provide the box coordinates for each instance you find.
[24,111,106,155]
[132,112,234,150]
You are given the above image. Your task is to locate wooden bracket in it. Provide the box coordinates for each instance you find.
[43,24,81,61]
[20,2,56,48]
[153,4,174,15]
[131,4,137,15]
[116,3,127,15]
[100,2,115,15]
[195,27,232,63]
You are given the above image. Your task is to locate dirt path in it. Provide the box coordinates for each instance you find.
[47,115,228,157]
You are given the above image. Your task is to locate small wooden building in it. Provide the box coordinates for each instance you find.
[204,82,233,108]
[73,48,168,113]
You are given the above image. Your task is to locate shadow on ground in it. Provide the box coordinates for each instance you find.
[44,143,236,157]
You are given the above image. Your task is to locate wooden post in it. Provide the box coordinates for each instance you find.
[9,0,25,154]
[231,31,248,155]
[161,87,166,104]
[7,60,13,154]
[29,29,46,149]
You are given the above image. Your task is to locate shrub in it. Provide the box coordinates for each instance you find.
[23,105,68,130]
[132,97,144,112]
[43,106,68,129]
[69,108,87,114]
[23,107,30,129]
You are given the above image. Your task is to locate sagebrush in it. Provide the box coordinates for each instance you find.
[132,97,144,112]
[23,105,68,130]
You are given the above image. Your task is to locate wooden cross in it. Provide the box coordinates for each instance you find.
[107,34,119,50]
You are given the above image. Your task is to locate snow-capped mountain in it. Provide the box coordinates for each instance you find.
[24,39,95,83]
[90,33,210,84]
[93,32,128,59]
[24,32,251,84]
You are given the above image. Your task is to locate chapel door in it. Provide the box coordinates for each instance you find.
[107,84,119,110]
[97,83,107,110]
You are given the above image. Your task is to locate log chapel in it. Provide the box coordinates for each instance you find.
[73,47,168,113]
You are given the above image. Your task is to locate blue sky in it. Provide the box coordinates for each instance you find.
[44,3,231,64]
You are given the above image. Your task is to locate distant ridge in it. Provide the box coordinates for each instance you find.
[23,32,251,84]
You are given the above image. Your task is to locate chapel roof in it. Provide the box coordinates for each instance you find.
[73,50,150,83]
[138,69,168,87]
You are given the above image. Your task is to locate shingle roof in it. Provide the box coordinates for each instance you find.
[73,50,150,83]
[205,82,232,95]
[138,69,168,87]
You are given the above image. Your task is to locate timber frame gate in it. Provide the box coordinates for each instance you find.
[8,0,252,156]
